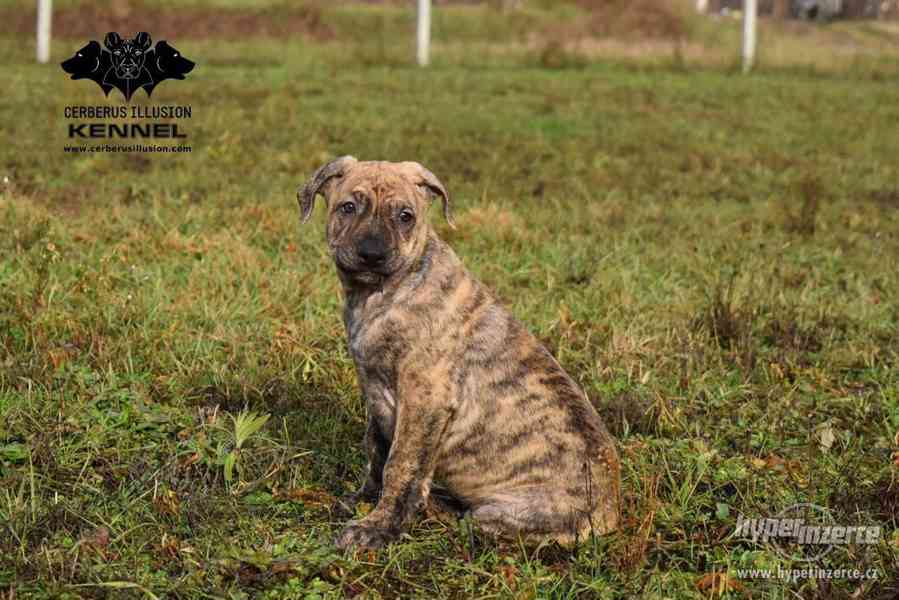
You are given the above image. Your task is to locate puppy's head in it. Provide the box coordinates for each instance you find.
[299,157,453,285]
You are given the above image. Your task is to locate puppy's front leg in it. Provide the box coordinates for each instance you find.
[335,372,452,550]
[335,407,390,517]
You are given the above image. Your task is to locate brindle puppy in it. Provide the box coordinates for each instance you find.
[298,156,620,549]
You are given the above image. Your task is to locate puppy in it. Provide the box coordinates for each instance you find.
[299,157,621,549]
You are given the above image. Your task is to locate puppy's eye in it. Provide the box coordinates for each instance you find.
[398,209,415,224]
[77,52,83,57]
[339,202,357,215]
[174,53,179,57]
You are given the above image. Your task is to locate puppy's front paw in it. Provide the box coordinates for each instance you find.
[335,521,398,550]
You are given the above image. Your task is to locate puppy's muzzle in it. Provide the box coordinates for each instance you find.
[356,235,389,268]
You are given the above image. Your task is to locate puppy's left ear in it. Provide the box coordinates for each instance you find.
[298,156,358,224]
[402,162,454,228]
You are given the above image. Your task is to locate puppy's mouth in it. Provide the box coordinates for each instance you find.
[337,265,388,285]
[332,248,400,285]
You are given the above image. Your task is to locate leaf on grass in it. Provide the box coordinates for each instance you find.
[153,489,181,517]
[224,451,236,484]
[79,526,112,561]
[82,526,110,549]
[242,491,273,506]
[270,560,300,575]
[695,572,745,596]
[158,534,181,559]
[78,581,160,600]
[749,455,799,472]
[500,563,519,590]
[0,443,28,463]
[275,488,336,507]
[818,422,836,452]
[716,502,730,520]
[48,349,66,369]
[230,411,271,450]
[180,452,201,468]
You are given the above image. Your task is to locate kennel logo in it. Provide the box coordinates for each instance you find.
[61,31,195,102]
[734,503,881,562]
[61,31,195,153]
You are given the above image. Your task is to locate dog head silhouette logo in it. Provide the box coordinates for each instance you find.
[62,32,195,102]
[60,40,115,96]
[145,41,195,97]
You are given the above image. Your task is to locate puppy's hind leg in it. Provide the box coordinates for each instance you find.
[425,485,469,521]
[468,488,589,546]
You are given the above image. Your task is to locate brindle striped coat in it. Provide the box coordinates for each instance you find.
[298,157,620,549]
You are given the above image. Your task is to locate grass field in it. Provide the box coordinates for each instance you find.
[2,1,899,598]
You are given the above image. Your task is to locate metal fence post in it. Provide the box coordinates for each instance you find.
[417,0,431,67]
[743,0,757,73]
[37,0,52,63]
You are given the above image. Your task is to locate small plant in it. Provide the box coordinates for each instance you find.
[222,410,271,488]
[693,273,752,351]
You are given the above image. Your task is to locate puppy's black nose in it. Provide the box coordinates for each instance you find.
[357,236,388,266]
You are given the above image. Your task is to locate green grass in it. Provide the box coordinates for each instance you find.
[2,2,899,598]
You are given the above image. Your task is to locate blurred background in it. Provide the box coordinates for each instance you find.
[5,0,899,71]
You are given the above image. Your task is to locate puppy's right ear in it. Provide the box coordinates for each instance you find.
[298,156,357,224]
[104,32,121,50]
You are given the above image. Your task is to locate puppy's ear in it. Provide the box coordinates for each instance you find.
[401,162,454,228]
[298,156,357,224]
[104,32,122,50]
[135,32,152,50]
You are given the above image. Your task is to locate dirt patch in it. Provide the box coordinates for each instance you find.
[575,0,687,39]
[600,391,660,437]
[3,3,333,41]
[534,0,689,65]
[869,188,899,208]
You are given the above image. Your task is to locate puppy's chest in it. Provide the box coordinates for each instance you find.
[346,310,409,375]
[347,314,405,428]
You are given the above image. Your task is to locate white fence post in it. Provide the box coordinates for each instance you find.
[37,0,52,63]
[416,0,431,67]
[743,0,757,73]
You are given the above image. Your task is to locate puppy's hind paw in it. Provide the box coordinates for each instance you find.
[335,521,398,550]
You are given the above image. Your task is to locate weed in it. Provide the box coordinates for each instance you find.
[223,410,272,487]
